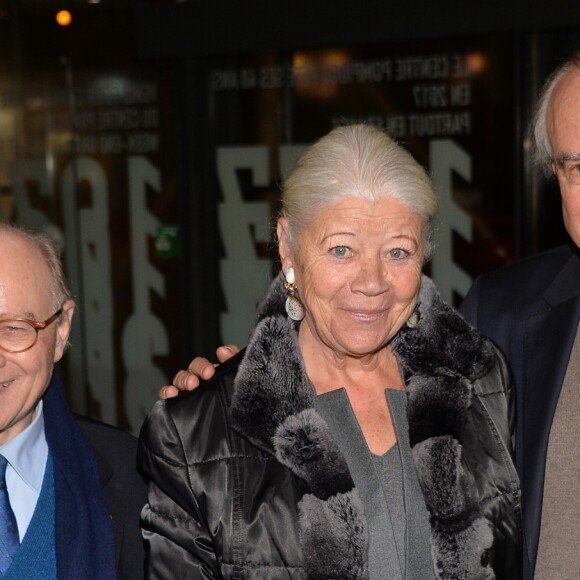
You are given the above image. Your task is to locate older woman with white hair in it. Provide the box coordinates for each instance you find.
[139,124,521,579]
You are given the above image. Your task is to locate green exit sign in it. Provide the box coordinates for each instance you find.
[155,225,180,258]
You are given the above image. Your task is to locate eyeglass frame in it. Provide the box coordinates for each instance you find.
[0,308,64,353]
[553,155,580,186]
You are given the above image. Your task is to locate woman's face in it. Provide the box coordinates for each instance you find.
[278,196,425,359]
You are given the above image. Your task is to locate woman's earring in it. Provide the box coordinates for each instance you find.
[284,267,305,321]
[406,309,420,328]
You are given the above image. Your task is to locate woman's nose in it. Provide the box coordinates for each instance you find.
[351,256,388,295]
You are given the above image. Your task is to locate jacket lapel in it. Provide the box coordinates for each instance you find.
[519,253,580,572]
[231,280,368,578]
[394,276,499,578]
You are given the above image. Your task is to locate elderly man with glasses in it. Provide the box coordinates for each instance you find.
[459,49,580,580]
[0,224,146,579]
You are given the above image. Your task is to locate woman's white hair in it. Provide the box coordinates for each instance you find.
[281,124,439,260]
[532,50,580,175]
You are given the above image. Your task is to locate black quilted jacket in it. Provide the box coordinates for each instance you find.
[139,275,522,579]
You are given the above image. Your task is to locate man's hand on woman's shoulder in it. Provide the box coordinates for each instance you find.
[158,345,240,399]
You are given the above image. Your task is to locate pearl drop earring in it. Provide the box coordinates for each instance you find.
[284,267,305,321]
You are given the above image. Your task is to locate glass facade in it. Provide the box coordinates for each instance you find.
[1,1,578,431]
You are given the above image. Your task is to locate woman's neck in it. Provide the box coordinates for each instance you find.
[298,322,404,396]
[298,322,404,455]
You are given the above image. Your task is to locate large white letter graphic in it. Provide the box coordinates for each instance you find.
[429,139,473,303]
[62,158,116,422]
[217,147,271,345]
[123,156,169,432]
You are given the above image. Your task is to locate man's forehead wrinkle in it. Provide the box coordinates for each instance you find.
[0,310,38,320]
[557,153,580,162]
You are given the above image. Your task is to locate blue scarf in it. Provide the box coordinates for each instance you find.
[42,372,116,579]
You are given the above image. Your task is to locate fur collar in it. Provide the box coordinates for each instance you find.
[231,273,497,579]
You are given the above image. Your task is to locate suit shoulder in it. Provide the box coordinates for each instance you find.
[459,244,579,332]
[76,414,138,456]
[482,244,573,280]
[75,415,142,481]
[75,415,146,501]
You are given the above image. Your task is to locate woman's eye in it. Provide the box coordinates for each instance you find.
[389,248,409,259]
[331,246,351,258]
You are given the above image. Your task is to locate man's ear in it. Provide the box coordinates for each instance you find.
[54,299,75,362]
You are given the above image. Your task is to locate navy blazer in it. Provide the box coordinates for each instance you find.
[459,243,580,580]
[77,416,147,580]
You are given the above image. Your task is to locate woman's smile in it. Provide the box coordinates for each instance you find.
[341,308,388,322]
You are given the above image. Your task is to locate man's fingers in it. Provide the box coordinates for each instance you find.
[186,358,217,381]
[159,385,180,400]
[216,344,240,363]
[159,347,241,401]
